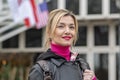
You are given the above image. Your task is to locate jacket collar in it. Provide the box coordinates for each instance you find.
[50,58,66,67]
[37,49,67,66]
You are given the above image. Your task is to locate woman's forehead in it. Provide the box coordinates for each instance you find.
[57,16,75,24]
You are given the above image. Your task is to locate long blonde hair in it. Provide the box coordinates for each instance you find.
[44,9,78,48]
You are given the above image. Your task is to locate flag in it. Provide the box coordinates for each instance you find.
[35,0,48,29]
[8,0,36,27]
[7,0,22,22]
[8,0,48,29]
[19,0,36,27]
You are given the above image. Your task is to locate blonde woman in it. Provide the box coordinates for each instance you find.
[28,9,97,80]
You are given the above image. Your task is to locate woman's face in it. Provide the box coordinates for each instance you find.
[51,16,76,46]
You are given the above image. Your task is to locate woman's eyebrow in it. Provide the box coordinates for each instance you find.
[58,23,65,25]
[58,23,75,25]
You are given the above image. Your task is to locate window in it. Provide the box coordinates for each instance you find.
[94,53,108,80]
[88,0,102,14]
[66,0,79,15]
[25,28,43,47]
[75,26,87,46]
[110,0,120,13]
[116,53,120,80]
[2,35,19,48]
[78,54,86,60]
[47,0,57,11]
[94,25,109,46]
[116,25,120,45]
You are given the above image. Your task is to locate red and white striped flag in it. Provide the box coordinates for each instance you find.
[35,0,48,29]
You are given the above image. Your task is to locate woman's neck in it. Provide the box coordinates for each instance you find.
[50,43,70,61]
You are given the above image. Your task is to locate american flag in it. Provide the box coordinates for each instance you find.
[36,0,48,29]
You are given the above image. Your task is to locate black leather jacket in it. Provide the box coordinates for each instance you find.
[28,49,90,80]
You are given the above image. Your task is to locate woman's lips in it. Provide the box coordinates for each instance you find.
[62,36,72,40]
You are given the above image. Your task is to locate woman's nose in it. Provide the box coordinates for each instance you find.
[65,27,70,34]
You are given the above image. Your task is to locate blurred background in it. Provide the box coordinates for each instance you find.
[0,0,120,80]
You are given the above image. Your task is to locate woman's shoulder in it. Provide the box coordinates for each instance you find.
[75,54,91,71]
[30,62,43,73]
[28,63,43,80]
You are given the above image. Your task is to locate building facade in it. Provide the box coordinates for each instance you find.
[0,0,120,80]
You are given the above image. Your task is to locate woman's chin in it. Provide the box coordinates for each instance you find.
[60,43,72,46]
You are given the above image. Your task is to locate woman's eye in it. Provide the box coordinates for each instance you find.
[69,26,75,30]
[57,25,64,28]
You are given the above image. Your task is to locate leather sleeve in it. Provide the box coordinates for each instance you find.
[28,64,44,80]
